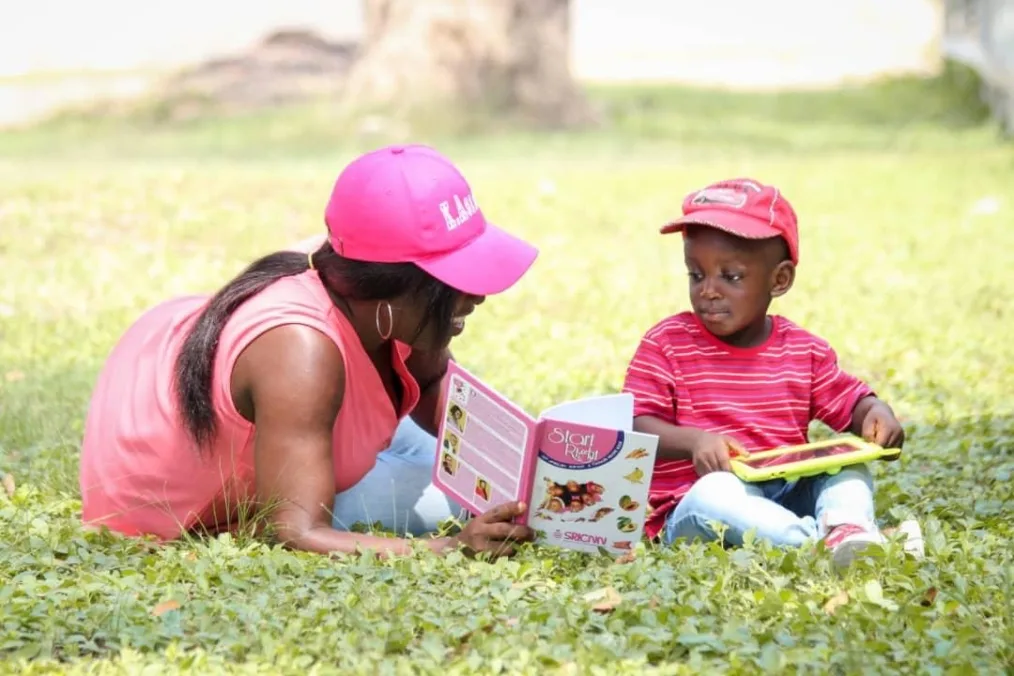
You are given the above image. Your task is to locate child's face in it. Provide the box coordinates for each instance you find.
[683,225,794,347]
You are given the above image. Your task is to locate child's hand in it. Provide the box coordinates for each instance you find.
[861,401,905,457]
[691,432,747,475]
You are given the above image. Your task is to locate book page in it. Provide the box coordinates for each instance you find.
[432,362,538,517]
[526,415,659,555]
[538,393,636,430]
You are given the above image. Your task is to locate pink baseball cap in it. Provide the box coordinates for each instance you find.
[660,178,800,264]
[323,144,539,295]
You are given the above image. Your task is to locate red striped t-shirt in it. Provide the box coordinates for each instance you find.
[622,311,874,540]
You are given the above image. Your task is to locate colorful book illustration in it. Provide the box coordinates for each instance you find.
[433,361,660,555]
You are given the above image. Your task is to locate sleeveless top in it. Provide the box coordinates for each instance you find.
[78,270,420,539]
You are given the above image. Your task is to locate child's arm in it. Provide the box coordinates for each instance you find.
[634,416,745,473]
[810,343,905,453]
[849,395,905,451]
[624,330,740,474]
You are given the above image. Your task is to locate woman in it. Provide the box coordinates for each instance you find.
[79,144,539,557]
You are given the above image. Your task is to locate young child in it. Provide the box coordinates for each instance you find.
[623,178,921,568]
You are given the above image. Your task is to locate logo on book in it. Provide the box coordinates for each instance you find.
[547,428,600,463]
[538,426,625,470]
[552,529,562,540]
[439,193,479,231]
[562,531,608,545]
[539,427,624,470]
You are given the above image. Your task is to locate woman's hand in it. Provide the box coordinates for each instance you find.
[450,501,534,557]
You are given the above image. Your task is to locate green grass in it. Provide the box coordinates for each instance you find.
[2,70,1014,674]
[0,61,1001,161]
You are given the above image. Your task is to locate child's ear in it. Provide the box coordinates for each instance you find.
[770,261,795,298]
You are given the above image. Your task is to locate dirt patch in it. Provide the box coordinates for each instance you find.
[0,29,361,127]
[151,29,359,119]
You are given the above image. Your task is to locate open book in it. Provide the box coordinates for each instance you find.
[432,361,660,555]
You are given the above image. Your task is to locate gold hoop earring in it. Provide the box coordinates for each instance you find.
[375,301,394,341]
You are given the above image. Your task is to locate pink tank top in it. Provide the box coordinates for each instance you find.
[79,270,420,539]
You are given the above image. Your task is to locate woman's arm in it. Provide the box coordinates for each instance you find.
[234,330,530,556]
[237,324,448,556]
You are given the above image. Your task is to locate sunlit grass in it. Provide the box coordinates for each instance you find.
[1,71,1012,673]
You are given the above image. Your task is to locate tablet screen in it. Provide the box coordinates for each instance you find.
[737,441,865,468]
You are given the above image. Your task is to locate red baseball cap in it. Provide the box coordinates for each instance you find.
[324,144,539,295]
[660,178,800,264]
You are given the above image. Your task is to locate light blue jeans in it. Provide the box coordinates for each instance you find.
[331,417,467,536]
[663,465,876,547]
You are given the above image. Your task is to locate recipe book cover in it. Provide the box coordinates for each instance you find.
[432,361,659,554]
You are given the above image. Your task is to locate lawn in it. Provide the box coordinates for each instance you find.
[1,68,1013,674]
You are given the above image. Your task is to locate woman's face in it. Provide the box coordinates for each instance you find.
[447,293,485,339]
[395,293,486,350]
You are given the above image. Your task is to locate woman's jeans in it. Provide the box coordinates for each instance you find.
[331,417,466,536]
[662,465,876,547]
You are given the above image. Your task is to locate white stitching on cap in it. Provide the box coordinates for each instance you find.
[769,188,779,227]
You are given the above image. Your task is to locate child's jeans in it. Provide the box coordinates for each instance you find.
[662,465,876,547]
[331,417,467,537]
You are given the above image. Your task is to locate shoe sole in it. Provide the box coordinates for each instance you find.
[831,538,881,569]
[834,520,925,569]
[897,519,925,559]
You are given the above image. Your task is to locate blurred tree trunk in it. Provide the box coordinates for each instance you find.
[343,0,593,129]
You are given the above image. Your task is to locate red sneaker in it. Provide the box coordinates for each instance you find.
[824,523,885,569]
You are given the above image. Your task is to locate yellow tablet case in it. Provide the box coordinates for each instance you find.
[729,435,901,483]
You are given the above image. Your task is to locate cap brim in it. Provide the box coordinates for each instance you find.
[660,210,782,240]
[415,223,539,296]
